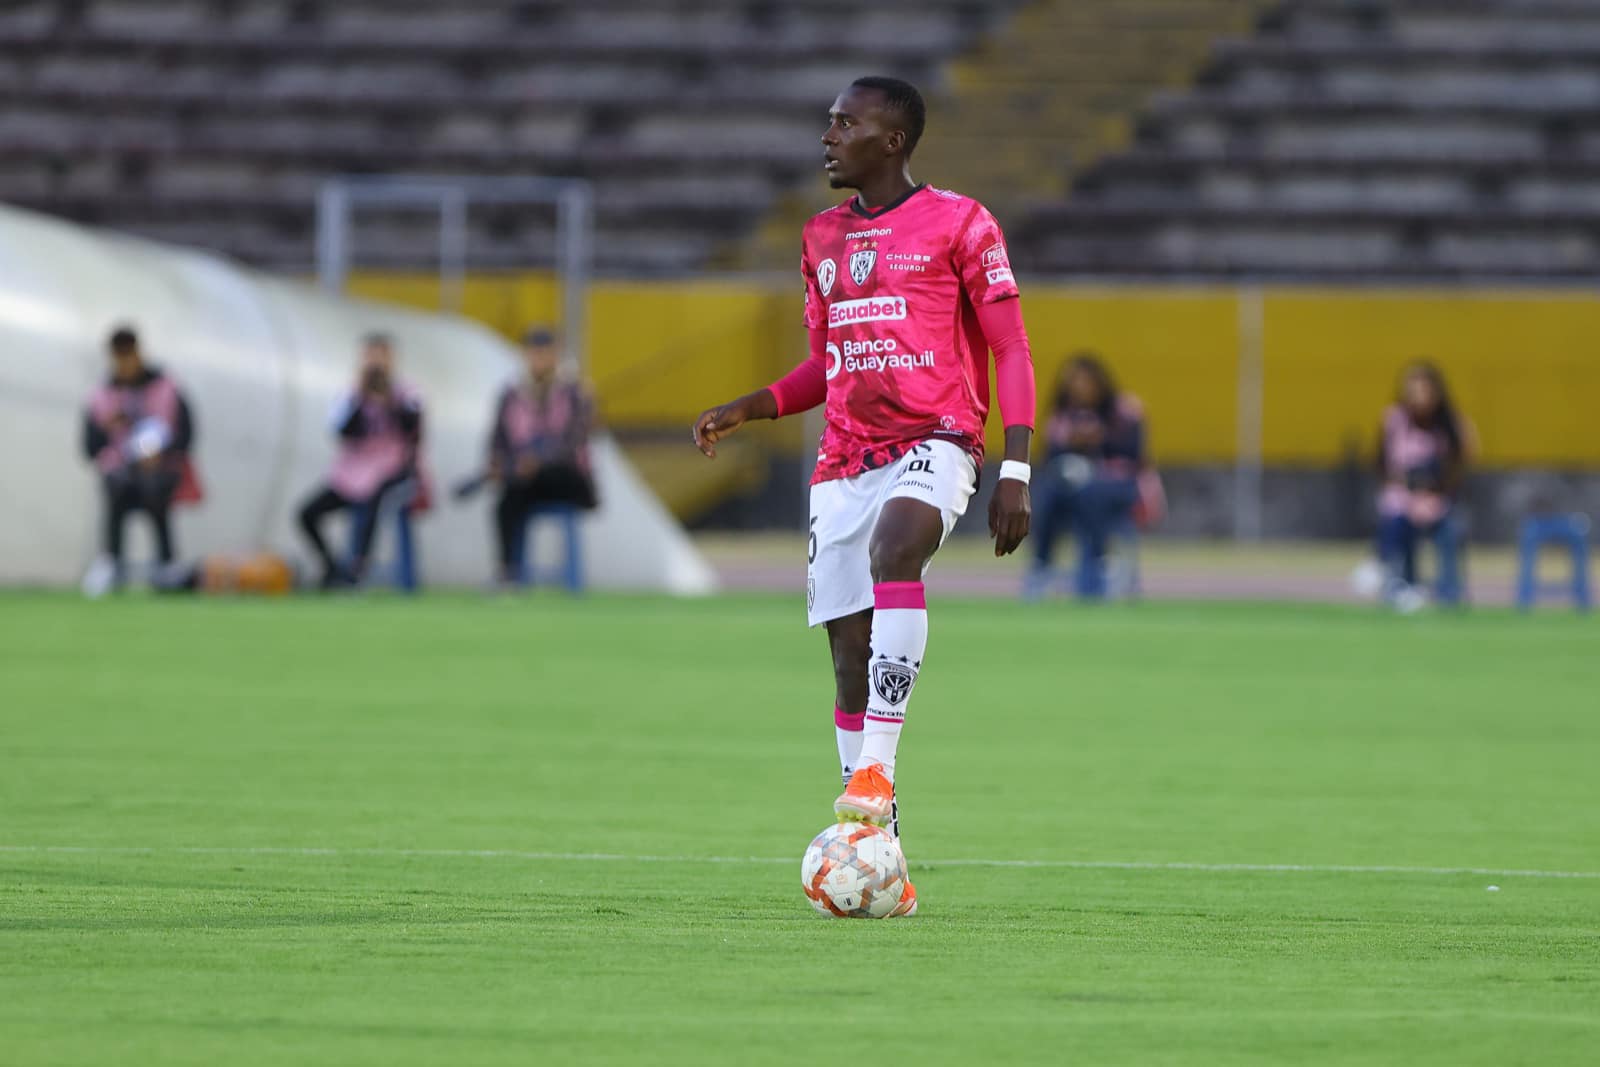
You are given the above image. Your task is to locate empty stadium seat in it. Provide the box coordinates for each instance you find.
[1017,0,1600,280]
[0,0,1017,273]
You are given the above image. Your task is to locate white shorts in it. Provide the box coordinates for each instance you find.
[806,439,978,626]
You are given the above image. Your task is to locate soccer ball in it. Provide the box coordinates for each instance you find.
[800,822,908,918]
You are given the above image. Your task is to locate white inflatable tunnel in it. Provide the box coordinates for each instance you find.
[0,204,717,594]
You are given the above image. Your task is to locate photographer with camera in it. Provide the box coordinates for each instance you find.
[80,326,200,596]
[296,333,424,589]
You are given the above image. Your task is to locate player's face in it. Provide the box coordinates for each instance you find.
[822,87,898,190]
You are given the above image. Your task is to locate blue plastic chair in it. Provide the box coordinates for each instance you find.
[1104,514,1143,600]
[347,480,420,593]
[1516,514,1592,612]
[510,503,584,593]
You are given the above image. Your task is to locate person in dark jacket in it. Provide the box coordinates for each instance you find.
[1025,352,1149,599]
[81,326,198,594]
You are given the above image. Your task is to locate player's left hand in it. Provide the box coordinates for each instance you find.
[989,478,1030,557]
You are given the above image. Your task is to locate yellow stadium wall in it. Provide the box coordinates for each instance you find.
[347,273,1600,467]
[1260,290,1600,467]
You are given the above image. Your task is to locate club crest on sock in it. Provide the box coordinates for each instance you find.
[870,652,918,707]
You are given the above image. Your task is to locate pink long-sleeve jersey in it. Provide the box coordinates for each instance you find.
[776,184,1034,484]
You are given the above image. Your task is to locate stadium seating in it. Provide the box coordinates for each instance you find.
[1017,0,1600,279]
[0,0,1019,273]
[728,0,1257,271]
[11,1,1596,281]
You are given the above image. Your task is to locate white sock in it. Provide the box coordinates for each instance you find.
[834,707,864,784]
[859,581,928,783]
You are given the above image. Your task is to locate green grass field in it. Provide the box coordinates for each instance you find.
[2,592,1596,1065]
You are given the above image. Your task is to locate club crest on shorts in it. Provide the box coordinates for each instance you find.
[817,258,837,297]
[871,654,918,706]
[807,576,816,612]
[849,249,877,287]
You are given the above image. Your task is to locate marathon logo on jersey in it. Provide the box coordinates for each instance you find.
[817,258,837,297]
[982,243,1014,286]
[844,226,893,242]
[827,296,907,328]
[849,248,876,286]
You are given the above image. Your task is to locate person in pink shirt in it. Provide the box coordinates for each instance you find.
[483,326,597,584]
[80,326,199,592]
[1376,361,1476,605]
[296,334,424,589]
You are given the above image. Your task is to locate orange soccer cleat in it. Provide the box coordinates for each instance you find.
[834,762,896,827]
[888,877,918,918]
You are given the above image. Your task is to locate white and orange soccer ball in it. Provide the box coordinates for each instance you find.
[800,822,908,918]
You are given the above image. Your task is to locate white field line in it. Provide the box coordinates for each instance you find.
[1,845,1597,880]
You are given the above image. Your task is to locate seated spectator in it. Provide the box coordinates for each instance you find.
[80,326,201,596]
[297,333,424,589]
[1375,361,1476,607]
[1026,352,1156,599]
[484,327,597,584]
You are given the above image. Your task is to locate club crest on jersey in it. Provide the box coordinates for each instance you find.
[849,249,877,287]
[817,258,837,297]
[871,654,918,707]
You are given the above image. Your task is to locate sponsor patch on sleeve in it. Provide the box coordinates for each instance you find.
[981,244,1013,285]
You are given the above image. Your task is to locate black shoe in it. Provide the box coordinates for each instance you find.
[319,565,358,591]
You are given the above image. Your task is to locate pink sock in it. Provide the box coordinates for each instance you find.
[834,707,864,784]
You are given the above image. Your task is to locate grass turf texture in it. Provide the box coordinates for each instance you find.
[1,592,1596,1065]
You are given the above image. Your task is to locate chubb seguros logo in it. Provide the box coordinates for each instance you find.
[827,296,907,328]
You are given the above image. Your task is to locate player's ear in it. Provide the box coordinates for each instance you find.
[883,129,906,156]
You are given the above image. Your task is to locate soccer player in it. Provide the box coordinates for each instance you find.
[691,77,1036,916]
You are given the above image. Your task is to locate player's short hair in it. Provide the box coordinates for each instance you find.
[851,76,926,155]
[108,326,139,353]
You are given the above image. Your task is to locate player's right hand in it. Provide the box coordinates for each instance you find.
[691,400,747,458]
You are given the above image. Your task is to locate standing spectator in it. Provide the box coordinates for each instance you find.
[297,333,424,589]
[1025,353,1155,599]
[484,326,597,584]
[1375,361,1476,607]
[80,326,201,596]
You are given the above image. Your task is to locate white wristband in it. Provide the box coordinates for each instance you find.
[998,460,1032,485]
